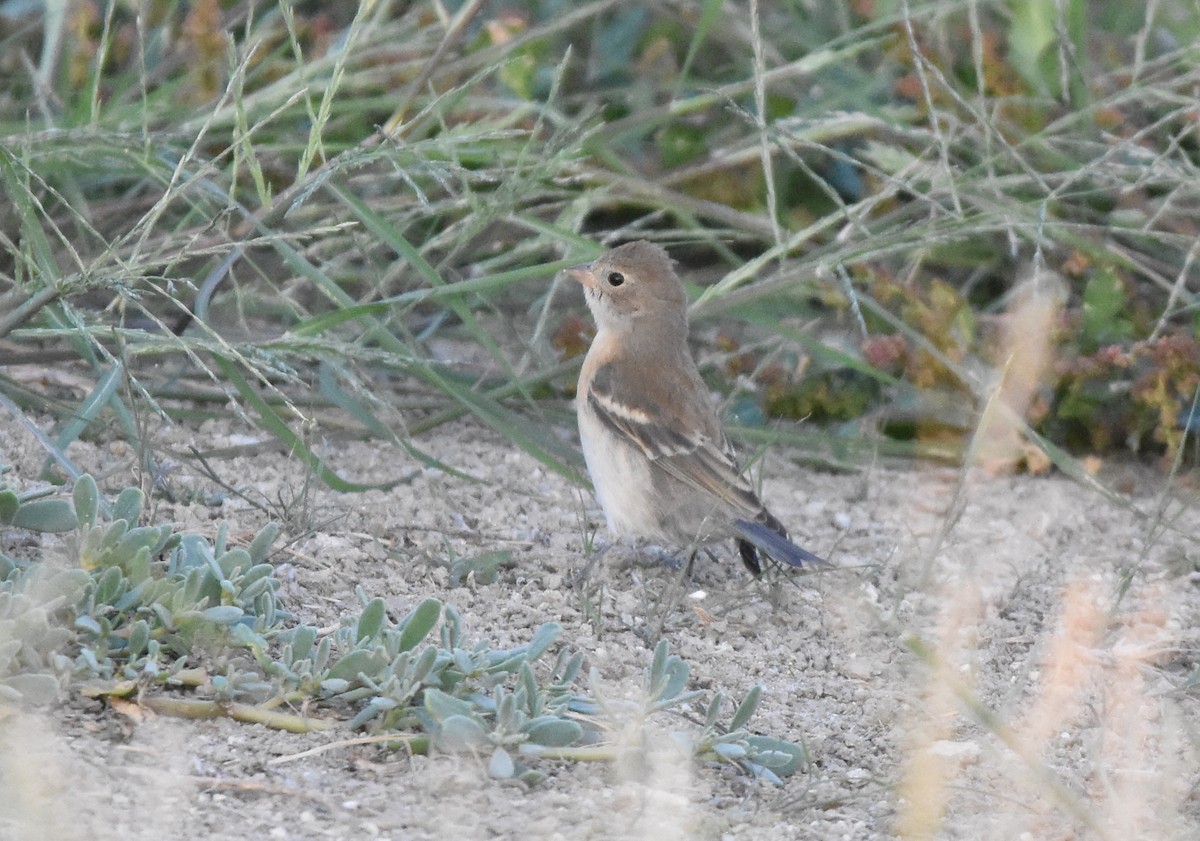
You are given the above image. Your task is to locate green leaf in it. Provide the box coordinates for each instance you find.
[1,673,61,704]
[72,475,99,530]
[246,523,281,564]
[405,645,439,689]
[37,568,89,603]
[127,619,151,657]
[730,685,762,732]
[356,598,387,643]
[523,623,561,663]
[745,735,808,776]
[325,649,386,683]
[648,639,669,688]
[712,741,747,760]
[75,615,102,635]
[216,548,252,579]
[200,605,245,625]
[114,526,172,568]
[704,692,724,729]
[438,715,489,751]
[441,604,463,650]
[44,364,124,478]
[524,716,583,747]
[488,746,515,779]
[1008,0,1056,95]
[112,487,144,525]
[449,550,512,586]
[94,565,124,604]
[12,499,78,533]
[126,546,152,584]
[397,598,442,652]
[288,626,318,663]
[1008,0,1087,102]
[99,519,129,553]
[423,687,473,723]
[0,490,19,524]
[313,636,332,674]
[1082,267,1133,349]
[646,643,690,704]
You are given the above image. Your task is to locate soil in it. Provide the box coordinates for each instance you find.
[1,408,1198,841]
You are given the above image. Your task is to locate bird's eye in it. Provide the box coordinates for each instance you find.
[607,271,625,287]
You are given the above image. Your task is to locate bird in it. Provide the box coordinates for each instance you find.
[567,240,826,575]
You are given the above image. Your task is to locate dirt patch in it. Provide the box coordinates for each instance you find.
[1,411,1198,840]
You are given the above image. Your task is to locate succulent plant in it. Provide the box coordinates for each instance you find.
[0,463,807,784]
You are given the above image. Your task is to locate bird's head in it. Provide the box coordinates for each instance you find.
[567,240,687,330]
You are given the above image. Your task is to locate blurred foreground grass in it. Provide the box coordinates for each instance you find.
[0,0,1197,487]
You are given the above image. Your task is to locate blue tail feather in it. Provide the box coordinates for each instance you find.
[732,518,828,569]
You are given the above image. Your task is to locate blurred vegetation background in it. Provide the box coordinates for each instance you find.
[0,0,1197,491]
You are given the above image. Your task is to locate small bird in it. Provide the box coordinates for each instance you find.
[568,240,826,575]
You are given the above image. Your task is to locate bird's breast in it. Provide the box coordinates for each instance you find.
[576,396,664,539]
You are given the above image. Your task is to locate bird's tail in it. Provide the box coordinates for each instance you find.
[733,516,828,573]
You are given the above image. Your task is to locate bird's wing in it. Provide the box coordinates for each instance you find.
[586,365,763,518]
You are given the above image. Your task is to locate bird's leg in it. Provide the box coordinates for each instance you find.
[568,538,612,587]
[634,544,686,570]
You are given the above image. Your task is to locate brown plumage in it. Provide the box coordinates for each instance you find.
[568,240,825,574]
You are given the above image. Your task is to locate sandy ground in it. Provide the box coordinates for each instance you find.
[1,408,1198,841]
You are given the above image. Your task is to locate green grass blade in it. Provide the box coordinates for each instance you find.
[40,361,125,478]
[213,354,399,493]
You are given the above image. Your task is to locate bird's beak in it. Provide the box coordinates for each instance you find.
[566,261,597,289]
